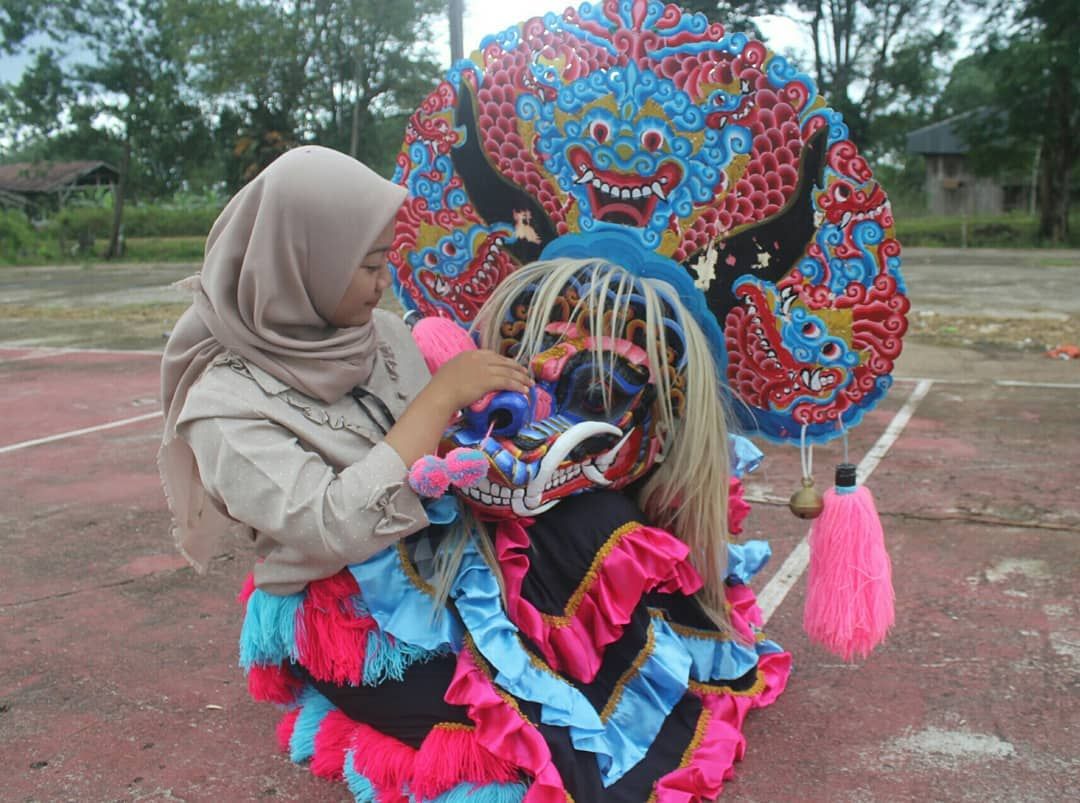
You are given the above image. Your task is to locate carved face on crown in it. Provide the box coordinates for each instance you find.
[442,268,688,518]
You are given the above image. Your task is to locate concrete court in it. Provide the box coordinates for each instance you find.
[1,255,1079,801]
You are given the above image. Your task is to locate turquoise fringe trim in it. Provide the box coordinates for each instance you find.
[239,587,304,669]
[343,749,377,802]
[425,781,530,802]
[350,543,462,652]
[289,686,336,763]
[362,627,451,686]
[725,540,772,586]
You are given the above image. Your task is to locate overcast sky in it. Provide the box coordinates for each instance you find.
[0,3,809,86]
[435,2,809,66]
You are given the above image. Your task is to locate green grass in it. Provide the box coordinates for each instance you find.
[895,212,1080,248]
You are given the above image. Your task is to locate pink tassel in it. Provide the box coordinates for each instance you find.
[247,662,304,705]
[311,710,362,780]
[276,709,300,754]
[410,723,520,800]
[411,315,476,373]
[803,463,895,661]
[295,571,376,685]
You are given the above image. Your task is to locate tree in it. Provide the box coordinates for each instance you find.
[678,0,787,41]
[965,0,1078,242]
[684,0,960,158]
[1,0,218,255]
[174,0,443,182]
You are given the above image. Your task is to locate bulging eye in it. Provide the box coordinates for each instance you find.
[641,128,665,152]
[821,342,840,359]
[423,251,438,267]
[442,241,457,257]
[834,184,851,200]
[589,120,610,144]
[802,321,820,338]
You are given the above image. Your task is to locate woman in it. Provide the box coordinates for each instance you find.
[159,145,529,588]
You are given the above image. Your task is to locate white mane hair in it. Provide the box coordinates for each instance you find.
[471,258,734,620]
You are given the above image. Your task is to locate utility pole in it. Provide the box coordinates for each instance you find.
[449,0,465,62]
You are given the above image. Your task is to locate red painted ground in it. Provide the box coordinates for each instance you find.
[1,349,1077,801]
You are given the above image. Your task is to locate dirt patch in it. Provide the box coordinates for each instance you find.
[909,311,1080,353]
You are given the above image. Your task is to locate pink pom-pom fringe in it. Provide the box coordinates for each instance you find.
[409,455,452,498]
[444,447,489,488]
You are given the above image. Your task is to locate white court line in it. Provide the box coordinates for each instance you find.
[995,380,1080,389]
[0,411,163,455]
[896,376,1080,390]
[757,379,935,623]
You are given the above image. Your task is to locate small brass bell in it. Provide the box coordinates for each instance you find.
[789,476,824,519]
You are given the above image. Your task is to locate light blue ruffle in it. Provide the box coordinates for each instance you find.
[725,540,772,585]
[729,433,764,478]
[675,625,761,683]
[350,544,462,653]
[451,542,694,786]
[576,616,692,785]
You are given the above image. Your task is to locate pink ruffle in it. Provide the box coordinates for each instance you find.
[726,583,765,641]
[654,650,791,801]
[497,518,704,683]
[728,478,751,535]
[445,647,567,803]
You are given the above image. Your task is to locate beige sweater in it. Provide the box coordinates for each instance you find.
[176,309,432,595]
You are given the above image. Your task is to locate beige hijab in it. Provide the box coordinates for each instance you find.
[159,145,408,572]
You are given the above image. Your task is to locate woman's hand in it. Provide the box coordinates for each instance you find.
[383,349,531,467]
[425,349,533,412]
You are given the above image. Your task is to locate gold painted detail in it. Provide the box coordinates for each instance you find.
[539,520,644,626]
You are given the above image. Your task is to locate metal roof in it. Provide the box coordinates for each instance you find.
[907,109,1002,155]
[0,161,118,193]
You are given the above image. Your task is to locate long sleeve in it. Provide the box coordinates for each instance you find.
[180,413,429,593]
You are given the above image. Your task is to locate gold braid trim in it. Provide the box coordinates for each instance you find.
[463,636,535,725]
[600,619,656,723]
[645,706,713,803]
[689,668,767,698]
[648,606,734,642]
[396,541,436,596]
[431,722,474,733]
[539,520,645,626]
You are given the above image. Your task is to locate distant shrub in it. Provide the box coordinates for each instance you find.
[0,208,36,263]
